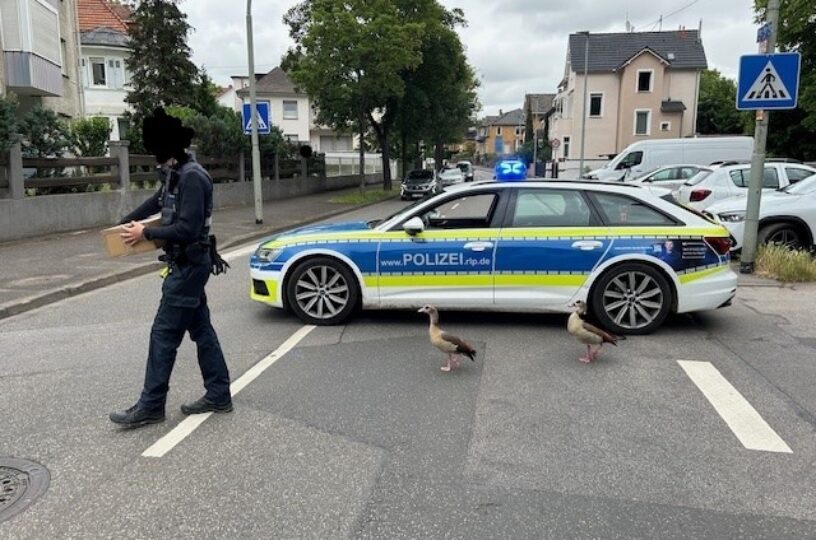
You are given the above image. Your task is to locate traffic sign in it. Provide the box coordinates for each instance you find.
[550,138,561,149]
[242,102,271,135]
[737,52,800,110]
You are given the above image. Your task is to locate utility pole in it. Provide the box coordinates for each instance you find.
[246,0,263,224]
[740,0,779,274]
[578,31,590,178]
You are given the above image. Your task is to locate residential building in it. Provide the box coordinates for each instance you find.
[0,0,83,118]
[77,0,131,139]
[549,30,707,162]
[234,67,353,153]
[219,73,264,112]
[524,93,555,140]
[482,108,526,157]
[475,115,498,156]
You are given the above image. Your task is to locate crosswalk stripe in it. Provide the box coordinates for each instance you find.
[678,360,792,453]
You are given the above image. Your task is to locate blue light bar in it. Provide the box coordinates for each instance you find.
[495,159,527,181]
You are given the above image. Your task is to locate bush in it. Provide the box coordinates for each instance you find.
[72,117,112,156]
[0,93,18,153]
[18,107,72,158]
[756,245,816,282]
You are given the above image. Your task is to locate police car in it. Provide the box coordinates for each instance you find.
[250,180,737,334]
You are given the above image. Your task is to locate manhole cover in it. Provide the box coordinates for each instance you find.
[0,458,50,523]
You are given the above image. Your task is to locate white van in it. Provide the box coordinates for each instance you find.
[586,137,753,182]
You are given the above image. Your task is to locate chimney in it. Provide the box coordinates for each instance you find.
[499,109,503,116]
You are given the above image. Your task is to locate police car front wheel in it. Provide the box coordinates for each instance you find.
[590,263,672,335]
[286,257,360,326]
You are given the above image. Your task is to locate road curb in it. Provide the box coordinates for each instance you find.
[0,195,397,322]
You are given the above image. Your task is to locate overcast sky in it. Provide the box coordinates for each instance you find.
[181,0,760,117]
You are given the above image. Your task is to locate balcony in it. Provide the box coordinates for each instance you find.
[5,51,62,96]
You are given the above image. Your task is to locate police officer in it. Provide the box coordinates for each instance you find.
[110,108,232,428]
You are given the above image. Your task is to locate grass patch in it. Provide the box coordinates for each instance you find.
[330,189,397,205]
[756,244,816,282]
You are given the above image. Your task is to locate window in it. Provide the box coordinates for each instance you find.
[649,168,679,181]
[285,134,299,143]
[60,39,67,76]
[563,136,570,159]
[90,57,106,86]
[680,167,700,179]
[590,193,676,226]
[637,70,653,92]
[108,59,124,89]
[786,167,815,184]
[80,58,88,87]
[589,93,603,117]
[616,151,643,170]
[515,127,522,136]
[283,100,298,120]
[634,110,650,135]
[419,193,498,230]
[728,167,779,189]
[660,121,671,131]
[496,127,502,136]
[511,189,592,227]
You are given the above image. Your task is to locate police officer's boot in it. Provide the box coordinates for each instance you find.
[180,396,233,415]
[109,404,166,427]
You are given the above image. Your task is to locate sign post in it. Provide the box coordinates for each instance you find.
[735,0,798,273]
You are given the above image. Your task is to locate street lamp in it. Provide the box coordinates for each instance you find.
[577,31,590,178]
[247,0,263,224]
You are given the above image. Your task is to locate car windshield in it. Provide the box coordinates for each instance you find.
[684,170,713,186]
[441,169,461,177]
[404,171,434,184]
[781,173,816,194]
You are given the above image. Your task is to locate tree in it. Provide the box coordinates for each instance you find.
[696,69,751,135]
[18,108,72,158]
[524,100,534,143]
[284,0,424,190]
[391,1,479,174]
[0,94,18,154]
[71,117,112,156]
[125,0,200,150]
[754,0,816,159]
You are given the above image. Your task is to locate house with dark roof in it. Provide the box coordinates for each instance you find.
[549,30,707,162]
[78,0,133,140]
[478,109,526,157]
[231,67,353,153]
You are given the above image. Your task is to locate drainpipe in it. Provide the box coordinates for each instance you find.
[72,0,86,117]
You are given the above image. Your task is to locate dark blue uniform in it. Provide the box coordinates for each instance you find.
[121,155,231,413]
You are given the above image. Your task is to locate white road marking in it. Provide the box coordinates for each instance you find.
[678,360,792,453]
[142,324,316,458]
[224,243,258,262]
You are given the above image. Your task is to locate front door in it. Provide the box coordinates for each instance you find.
[494,188,608,308]
[377,191,502,308]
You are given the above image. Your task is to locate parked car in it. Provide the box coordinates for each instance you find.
[249,180,737,334]
[456,161,474,181]
[585,137,753,182]
[626,165,710,191]
[437,167,465,187]
[672,162,816,210]
[400,169,437,200]
[705,173,816,251]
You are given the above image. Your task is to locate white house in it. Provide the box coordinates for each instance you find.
[549,30,707,165]
[77,0,131,140]
[232,67,354,153]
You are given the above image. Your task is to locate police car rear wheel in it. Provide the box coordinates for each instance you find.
[591,263,671,335]
[287,257,359,326]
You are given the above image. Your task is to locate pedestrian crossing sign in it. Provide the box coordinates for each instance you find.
[242,102,271,135]
[737,52,800,110]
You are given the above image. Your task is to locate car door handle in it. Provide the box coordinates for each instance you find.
[571,240,604,251]
[464,241,494,252]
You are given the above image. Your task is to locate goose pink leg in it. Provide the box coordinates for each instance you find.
[441,355,452,372]
[578,345,592,364]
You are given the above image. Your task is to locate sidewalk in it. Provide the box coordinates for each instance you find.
[0,187,396,320]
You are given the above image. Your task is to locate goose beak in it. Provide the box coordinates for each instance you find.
[417,307,426,313]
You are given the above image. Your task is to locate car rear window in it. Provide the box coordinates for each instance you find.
[684,170,712,186]
[589,192,676,226]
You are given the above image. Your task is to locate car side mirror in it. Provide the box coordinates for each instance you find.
[403,216,425,236]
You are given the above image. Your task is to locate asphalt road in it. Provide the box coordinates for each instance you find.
[2,197,816,539]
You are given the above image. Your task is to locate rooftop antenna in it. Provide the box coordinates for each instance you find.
[698,18,703,39]
[659,15,663,31]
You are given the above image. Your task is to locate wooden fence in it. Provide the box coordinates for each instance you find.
[0,140,327,199]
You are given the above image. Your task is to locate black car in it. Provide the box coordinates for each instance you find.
[400,170,437,200]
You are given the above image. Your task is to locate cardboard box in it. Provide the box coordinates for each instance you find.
[101,215,164,257]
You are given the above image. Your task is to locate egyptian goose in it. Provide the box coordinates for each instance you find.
[567,300,622,363]
[418,305,476,372]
